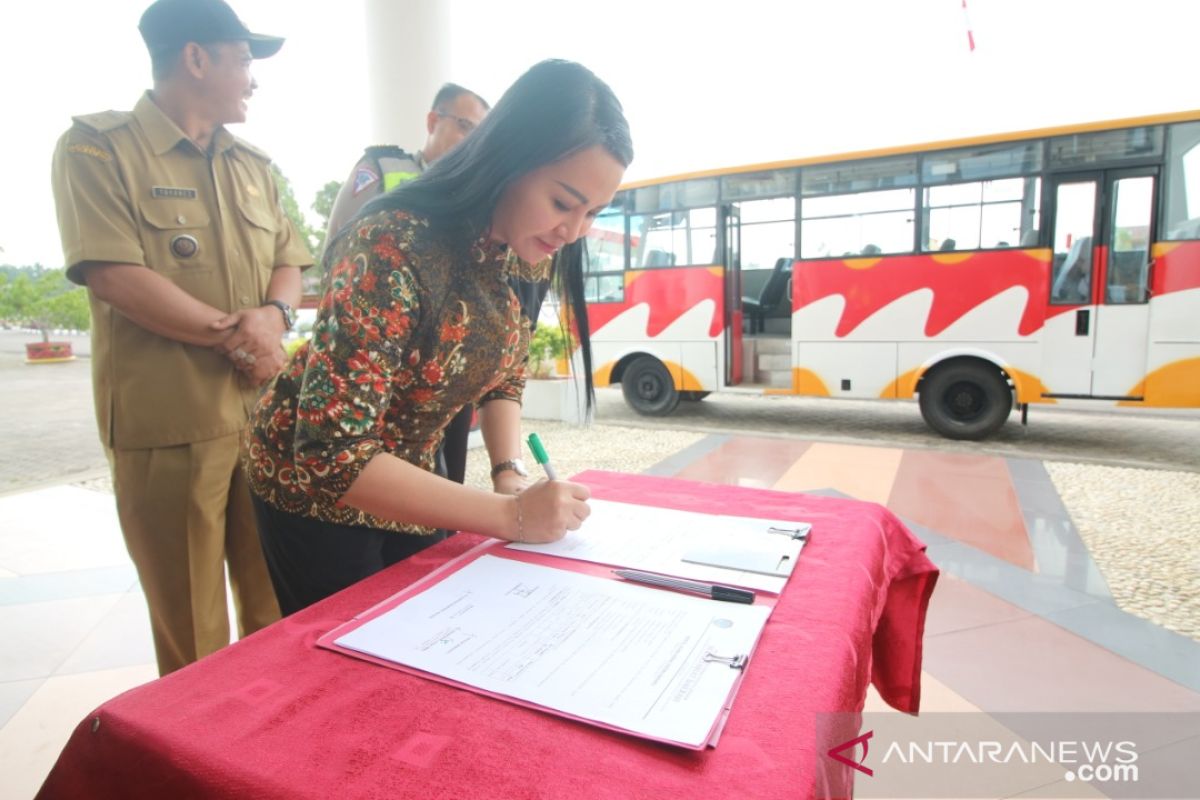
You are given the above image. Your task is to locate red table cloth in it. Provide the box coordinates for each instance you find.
[37,471,938,800]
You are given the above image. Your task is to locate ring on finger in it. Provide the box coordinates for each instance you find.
[243,353,257,365]
[232,348,247,361]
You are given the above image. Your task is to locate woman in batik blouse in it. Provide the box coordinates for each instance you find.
[243,60,633,614]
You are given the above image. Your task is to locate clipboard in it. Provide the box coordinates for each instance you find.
[681,514,810,577]
[318,540,774,750]
[680,545,798,577]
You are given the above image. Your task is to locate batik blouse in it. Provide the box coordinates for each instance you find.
[244,208,537,532]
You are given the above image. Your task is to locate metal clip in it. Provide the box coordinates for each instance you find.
[767,525,810,540]
[703,652,748,670]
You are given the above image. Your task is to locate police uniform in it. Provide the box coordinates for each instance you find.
[325,145,425,237]
[51,91,313,674]
[324,144,553,486]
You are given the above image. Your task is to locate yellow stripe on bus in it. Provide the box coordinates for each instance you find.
[1122,357,1200,407]
[619,109,1200,190]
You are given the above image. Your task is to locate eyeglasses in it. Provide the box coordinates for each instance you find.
[436,112,478,135]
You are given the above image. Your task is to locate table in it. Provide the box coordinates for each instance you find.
[37,471,938,800]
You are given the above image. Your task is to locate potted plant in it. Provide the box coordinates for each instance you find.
[0,268,90,363]
[522,322,582,423]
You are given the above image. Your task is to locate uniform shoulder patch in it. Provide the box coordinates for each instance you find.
[66,143,114,162]
[352,166,380,195]
[71,110,133,134]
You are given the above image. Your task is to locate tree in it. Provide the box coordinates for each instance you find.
[0,266,90,340]
[271,165,323,252]
[312,180,341,233]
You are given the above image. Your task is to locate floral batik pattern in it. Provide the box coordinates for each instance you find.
[244,210,529,531]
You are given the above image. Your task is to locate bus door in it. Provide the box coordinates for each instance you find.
[723,203,743,385]
[1043,169,1156,397]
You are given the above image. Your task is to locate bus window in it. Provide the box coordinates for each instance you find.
[924,176,1041,251]
[739,197,796,272]
[800,188,915,258]
[583,208,627,303]
[632,178,718,213]
[799,155,917,258]
[1105,175,1154,304]
[1049,126,1163,168]
[722,170,797,201]
[1164,121,1200,241]
[631,208,718,268]
[1050,182,1097,304]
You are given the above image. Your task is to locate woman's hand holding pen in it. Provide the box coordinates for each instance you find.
[509,479,591,543]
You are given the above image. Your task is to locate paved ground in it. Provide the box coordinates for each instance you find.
[2,328,1196,497]
[2,327,1196,640]
[591,385,1200,474]
[0,332,107,494]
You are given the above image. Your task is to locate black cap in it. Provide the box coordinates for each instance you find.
[138,0,284,59]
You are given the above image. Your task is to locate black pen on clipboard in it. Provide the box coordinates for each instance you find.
[612,569,756,604]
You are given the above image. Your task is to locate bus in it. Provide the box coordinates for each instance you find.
[579,110,1200,440]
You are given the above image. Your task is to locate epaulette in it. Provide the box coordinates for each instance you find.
[71,110,133,134]
[363,144,412,160]
[232,136,272,162]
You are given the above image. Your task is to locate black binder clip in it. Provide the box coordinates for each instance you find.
[767,525,810,541]
[703,652,748,670]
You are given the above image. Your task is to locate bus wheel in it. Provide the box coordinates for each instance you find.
[918,362,1012,440]
[622,356,680,416]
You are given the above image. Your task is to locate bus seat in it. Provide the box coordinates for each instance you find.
[742,257,792,334]
[861,244,882,255]
[939,238,957,251]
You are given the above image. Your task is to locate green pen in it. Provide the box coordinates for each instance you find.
[526,433,558,480]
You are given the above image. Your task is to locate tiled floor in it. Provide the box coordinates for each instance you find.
[3,436,1199,798]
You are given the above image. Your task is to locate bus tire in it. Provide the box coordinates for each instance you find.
[622,356,680,416]
[918,361,1012,440]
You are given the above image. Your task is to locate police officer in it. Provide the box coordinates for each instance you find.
[326,85,552,491]
[51,0,313,675]
[325,83,490,235]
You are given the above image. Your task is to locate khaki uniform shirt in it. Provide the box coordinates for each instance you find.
[52,92,314,450]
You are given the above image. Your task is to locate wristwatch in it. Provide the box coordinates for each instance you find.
[490,458,528,479]
[265,299,296,329]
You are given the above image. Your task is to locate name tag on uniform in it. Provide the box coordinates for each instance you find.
[152,186,198,199]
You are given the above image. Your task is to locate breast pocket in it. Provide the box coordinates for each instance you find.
[138,202,213,274]
[235,199,281,279]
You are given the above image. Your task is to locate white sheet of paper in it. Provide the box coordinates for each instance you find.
[507,499,807,593]
[335,554,771,749]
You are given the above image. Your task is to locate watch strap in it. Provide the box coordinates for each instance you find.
[265,299,295,329]
[490,459,527,479]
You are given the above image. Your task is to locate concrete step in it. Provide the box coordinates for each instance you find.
[757,353,791,371]
[754,368,793,388]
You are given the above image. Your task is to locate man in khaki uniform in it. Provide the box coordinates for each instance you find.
[51,0,313,675]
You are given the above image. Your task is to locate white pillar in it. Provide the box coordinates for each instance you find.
[363,0,451,148]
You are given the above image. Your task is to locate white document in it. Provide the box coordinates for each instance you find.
[335,554,771,749]
[507,499,807,593]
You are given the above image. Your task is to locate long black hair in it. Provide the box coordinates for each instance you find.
[357,59,634,412]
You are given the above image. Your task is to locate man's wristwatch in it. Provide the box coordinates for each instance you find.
[491,459,528,479]
[265,299,296,329]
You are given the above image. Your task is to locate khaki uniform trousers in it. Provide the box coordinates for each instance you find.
[110,431,280,675]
